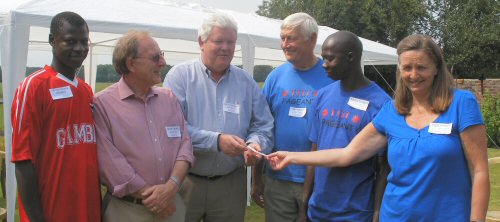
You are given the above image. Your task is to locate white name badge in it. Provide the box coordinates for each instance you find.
[165,126,181,138]
[288,107,307,118]
[49,86,73,100]
[347,97,369,111]
[223,102,240,114]
[428,123,452,135]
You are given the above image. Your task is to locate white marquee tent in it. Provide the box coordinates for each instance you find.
[0,0,397,221]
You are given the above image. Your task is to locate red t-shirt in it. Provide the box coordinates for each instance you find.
[11,65,101,222]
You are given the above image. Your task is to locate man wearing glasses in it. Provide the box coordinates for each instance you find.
[95,30,194,222]
[164,13,274,222]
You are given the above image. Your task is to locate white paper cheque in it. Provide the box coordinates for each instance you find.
[246,145,268,157]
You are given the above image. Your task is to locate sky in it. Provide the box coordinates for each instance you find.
[1,0,265,66]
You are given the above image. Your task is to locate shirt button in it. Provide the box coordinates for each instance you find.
[154,139,158,142]
[149,120,153,123]
[159,158,162,161]
[160,177,164,181]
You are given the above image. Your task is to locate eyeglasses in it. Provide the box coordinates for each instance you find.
[134,51,165,63]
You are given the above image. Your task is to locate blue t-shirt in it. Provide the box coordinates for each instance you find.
[372,89,484,221]
[263,59,334,182]
[308,81,391,222]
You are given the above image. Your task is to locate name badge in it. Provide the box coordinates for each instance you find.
[428,123,452,135]
[223,102,240,114]
[166,126,181,138]
[288,107,307,118]
[49,86,73,100]
[347,97,369,111]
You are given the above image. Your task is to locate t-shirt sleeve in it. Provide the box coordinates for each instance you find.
[457,90,484,132]
[11,80,41,163]
[372,101,392,136]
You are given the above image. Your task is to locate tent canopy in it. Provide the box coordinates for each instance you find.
[0,1,397,221]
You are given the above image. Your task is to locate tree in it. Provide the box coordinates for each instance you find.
[257,0,428,46]
[253,65,275,82]
[96,64,119,82]
[437,0,499,78]
[257,0,499,79]
[160,64,173,81]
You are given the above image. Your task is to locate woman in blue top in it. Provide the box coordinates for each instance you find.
[267,34,490,222]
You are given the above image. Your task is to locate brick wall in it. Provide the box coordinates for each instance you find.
[454,79,500,101]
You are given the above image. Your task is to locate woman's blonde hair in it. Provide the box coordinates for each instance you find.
[394,34,454,115]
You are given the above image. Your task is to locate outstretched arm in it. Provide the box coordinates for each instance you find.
[461,124,489,221]
[267,123,387,170]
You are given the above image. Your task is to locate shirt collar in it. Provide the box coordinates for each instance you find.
[47,65,79,87]
[117,77,158,100]
[197,57,231,80]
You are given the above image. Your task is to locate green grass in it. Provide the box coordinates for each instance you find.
[488,148,500,210]
[95,82,113,92]
[246,203,265,222]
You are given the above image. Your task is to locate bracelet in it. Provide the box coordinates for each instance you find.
[217,133,222,152]
[169,176,182,190]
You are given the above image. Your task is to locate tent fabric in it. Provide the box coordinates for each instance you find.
[0,1,398,221]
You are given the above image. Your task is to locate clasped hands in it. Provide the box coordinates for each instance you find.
[132,181,179,218]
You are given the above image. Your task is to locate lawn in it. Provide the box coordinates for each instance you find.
[488,148,500,211]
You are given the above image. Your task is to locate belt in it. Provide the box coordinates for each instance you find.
[188,172,223,181]
[116,195,143,205]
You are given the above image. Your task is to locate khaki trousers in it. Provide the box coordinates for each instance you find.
[104,193,185,222]
[264,175,304,222]
[180,167,247,222]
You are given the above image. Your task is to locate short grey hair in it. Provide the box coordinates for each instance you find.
[198,13,238,42]
[281,12,318,40]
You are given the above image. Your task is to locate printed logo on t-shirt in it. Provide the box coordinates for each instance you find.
[281,89,318,105]
[56,123,96,149]
[320,107,363,131]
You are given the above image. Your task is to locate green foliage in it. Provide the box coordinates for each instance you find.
[160,65,173,81]
[436,0,500,79]
[257,0,429,47]
[481,93,500,147]
[95,64,172,83]
[257,0,500,79]
[96,64,120,82]
[253,65,274,82]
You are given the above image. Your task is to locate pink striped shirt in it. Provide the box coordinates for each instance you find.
[94,78,194,197]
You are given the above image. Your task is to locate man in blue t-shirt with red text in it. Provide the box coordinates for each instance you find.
[305,31,390,222]
[251,12,334,222]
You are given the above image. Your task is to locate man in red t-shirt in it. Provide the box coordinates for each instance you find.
[11,11,101,222]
